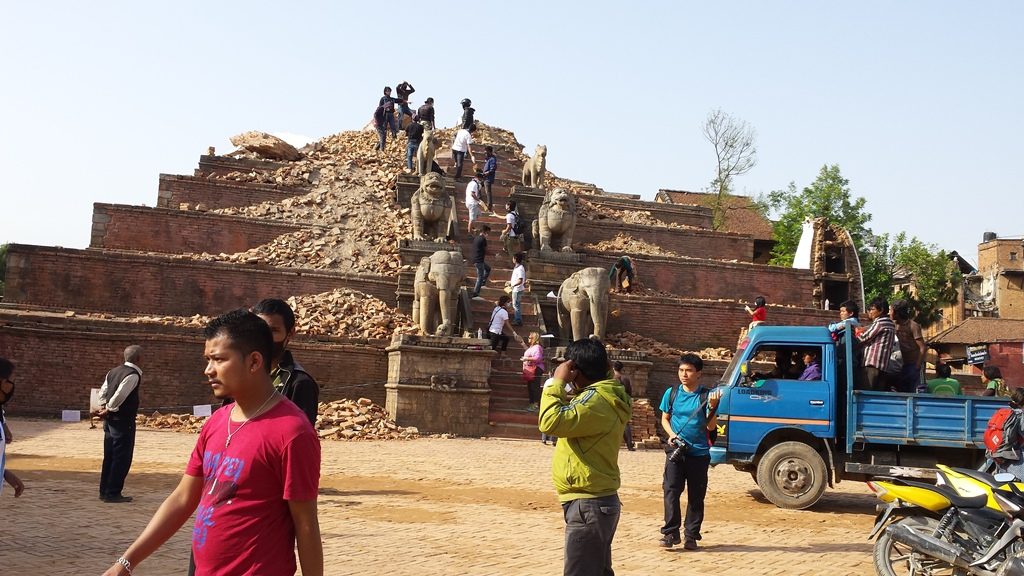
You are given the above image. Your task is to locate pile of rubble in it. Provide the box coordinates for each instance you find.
[136,411,207,433]
[315,398,418,440]
[581,233,681,257]
[136,398,420,441]
[628,399,664,449]
[577,197,684,228]
[606,332,732,361]
[103,288,412,340]
[287,288,416,339]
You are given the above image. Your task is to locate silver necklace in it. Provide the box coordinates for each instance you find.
[225,391,278,448]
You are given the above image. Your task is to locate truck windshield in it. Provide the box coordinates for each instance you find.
[718,339,748,387]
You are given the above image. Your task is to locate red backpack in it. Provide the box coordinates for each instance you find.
[985,407,1020,454]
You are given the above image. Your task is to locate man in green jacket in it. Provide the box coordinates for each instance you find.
[539,339,632,576]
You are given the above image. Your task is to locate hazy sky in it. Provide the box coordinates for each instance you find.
[2,2,1021,267]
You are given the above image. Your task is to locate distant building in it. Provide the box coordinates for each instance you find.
[969,234,1024,320]
[655,190,774,263]
[929,316,1024,385]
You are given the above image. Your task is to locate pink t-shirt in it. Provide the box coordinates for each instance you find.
[186,398,320,576]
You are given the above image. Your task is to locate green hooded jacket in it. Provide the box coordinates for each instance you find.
[538,376,632,502]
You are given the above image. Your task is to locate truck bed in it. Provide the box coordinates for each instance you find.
[852,390,1008,449]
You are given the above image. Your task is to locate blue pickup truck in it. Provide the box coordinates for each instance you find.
[709,324,1007,509]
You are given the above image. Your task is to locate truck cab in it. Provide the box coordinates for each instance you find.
[711,324,1007,509]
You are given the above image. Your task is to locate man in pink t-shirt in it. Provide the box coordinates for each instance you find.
[103,310,323,576]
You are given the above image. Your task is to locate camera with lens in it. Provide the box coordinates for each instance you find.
[667,437,690,463]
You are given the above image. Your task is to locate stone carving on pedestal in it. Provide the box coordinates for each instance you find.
[411,173,454,242]
[521,144,547,189]
[411,250,466,336]
[557,267,610,341]
[533,188,577,252]
[416,128,438,176]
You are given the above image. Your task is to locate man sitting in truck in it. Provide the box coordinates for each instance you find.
[857,297,896,391]
[925,364,962,396]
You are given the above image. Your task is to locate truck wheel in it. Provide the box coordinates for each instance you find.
[874,516,965,576]
[755,441,827,510]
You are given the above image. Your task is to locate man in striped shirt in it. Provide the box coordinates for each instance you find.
[857,297,896,391]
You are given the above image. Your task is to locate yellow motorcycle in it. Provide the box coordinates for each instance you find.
[868,465,1024,576]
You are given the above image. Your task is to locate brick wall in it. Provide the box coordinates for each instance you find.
[528,254,814,307]
[0,318,388,417]
[157,174,308,210]
[574,221,753,261]
[195,155,287,177]
[606,296,836,351]
[91,204,304,255]
[4,244,398,316]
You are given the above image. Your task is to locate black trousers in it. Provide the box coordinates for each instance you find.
[562,494,621,576]
[661,454,709,540]
[489,330,509,351]
[99,415,136,497]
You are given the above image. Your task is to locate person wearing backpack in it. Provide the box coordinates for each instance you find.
[500,200,524,264]
[659,353,722,550]
[987,388,1024,479]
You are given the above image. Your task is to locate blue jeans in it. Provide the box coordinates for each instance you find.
[375,126,387,150]
[453,150,467,178]
[513,290,523,323]
[386,110,398,137]
[406,140,419,170]
[473,262,490,296]
[562,495,621,576]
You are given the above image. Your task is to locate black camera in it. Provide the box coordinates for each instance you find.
[667,437,689,463]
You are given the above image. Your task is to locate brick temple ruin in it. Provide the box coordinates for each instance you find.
[0,124,861,439]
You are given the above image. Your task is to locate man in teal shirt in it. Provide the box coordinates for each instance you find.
[659,353,721,550]
[538,339,631,576]
[925,364,962,396]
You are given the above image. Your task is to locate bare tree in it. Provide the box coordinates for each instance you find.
[702,109,757,230]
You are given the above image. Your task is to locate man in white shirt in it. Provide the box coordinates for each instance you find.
[93,345,143,503]
[488,295,523,352]
[451,123,477,179]
[465,171,485,235]
[501,200,523,265]
[510,252,526,326]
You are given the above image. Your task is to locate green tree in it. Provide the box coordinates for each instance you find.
[765,164,872,266]
[862,233,961,327]
[702,109,757,231]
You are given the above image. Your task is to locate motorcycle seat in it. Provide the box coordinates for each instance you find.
[901,478,989,509]
[951,467,1000,487]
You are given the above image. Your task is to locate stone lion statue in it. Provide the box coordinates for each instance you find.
[416,129,438,176]
[521,144,547,189]
[411,172,454,242]
[532,188,576,252]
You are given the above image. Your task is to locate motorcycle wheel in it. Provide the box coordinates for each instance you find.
[873,516,967,576]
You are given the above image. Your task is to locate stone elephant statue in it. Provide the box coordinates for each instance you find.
[411,172,455,242]
[412,250,466,336]
[557,267,610,342]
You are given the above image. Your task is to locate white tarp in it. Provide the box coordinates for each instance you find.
[792,219,815,269]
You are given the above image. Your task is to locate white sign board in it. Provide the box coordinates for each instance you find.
[61,410,81,422]
[192,404,213,417]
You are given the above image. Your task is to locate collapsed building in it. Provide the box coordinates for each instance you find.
[0,122,853,439]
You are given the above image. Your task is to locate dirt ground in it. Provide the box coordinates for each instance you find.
[1,418,879,575]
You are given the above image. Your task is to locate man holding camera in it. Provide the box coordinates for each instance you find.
[659,353,721,550]
[538,339,632,576]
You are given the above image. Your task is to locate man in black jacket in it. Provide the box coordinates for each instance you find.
[94,345,144,503]
[252,299,320,426]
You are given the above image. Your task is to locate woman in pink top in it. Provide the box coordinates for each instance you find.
[521,332,545,412]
